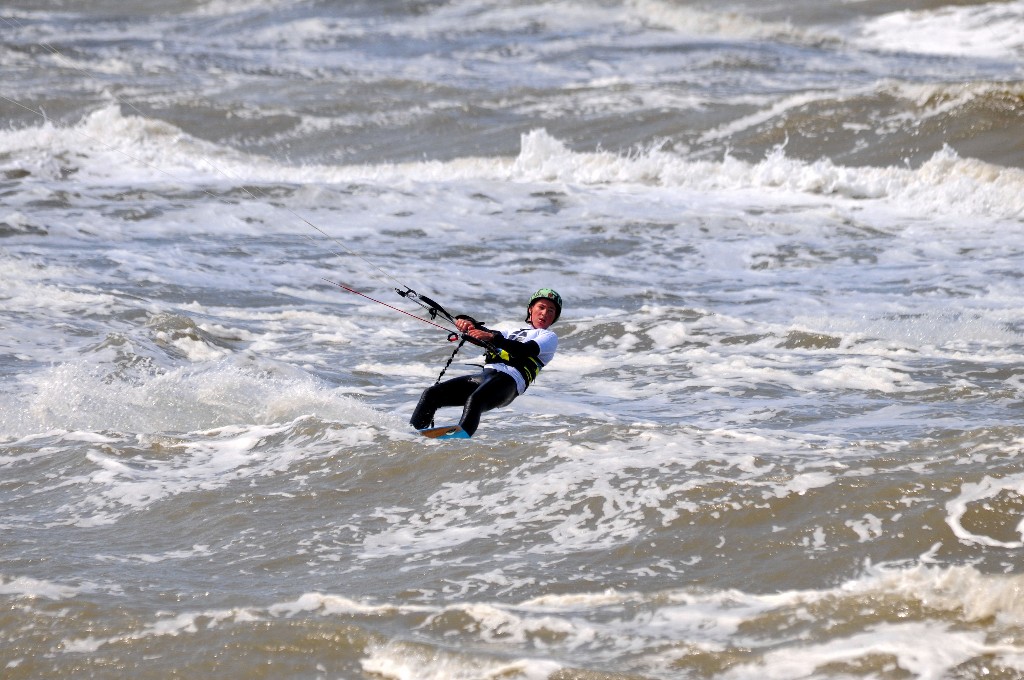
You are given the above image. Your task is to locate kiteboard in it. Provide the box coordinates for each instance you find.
[418,424,470,440]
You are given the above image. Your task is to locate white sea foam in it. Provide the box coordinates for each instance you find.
[361,643,563,680]
[62,606,263,653]
[193,0,296,19]
[62,422,304,523]
[95,544,212,564]
[1,359,380,438]
[355,563,1024,675]
[268,592,401,618]
[627,0,816,43]
[47,560,1024,676]
[0,574,83,601]
[864,563,1024,624]
[5,112,1022,231]
[1,359,389,525]
[724,621,996,680]
[946,473,1024,548]
[853,0,1024,59]
[358,427,839,561]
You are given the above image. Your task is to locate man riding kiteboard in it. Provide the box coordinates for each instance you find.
[410,288,562,439]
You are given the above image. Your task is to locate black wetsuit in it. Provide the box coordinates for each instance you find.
[410,327,555,437]
[409,371,519,437]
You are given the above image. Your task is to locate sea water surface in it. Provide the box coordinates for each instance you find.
[2,1,1024,678]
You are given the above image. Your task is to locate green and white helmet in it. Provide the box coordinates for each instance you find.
[526,288,563,323]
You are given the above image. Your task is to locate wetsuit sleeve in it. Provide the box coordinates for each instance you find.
[488,333,540,359]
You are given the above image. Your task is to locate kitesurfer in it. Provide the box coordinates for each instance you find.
[410,288,562,438]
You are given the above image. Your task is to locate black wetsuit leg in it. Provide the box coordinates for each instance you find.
[410,375,479,431]
[458,371,518,437]
[410,371,519,436]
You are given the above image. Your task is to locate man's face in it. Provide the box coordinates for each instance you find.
[529,299,558,329]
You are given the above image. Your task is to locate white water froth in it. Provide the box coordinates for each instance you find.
[51,562,1024,678]
[0,574,84,601]
[0,359,381,438]
[629,0,818,43]
[3,109,1022,225]
[854,0,1024,60]
[946,472,1024,549]
[362,645,562,680]
[358,428,839,561]
[0,360,391,526]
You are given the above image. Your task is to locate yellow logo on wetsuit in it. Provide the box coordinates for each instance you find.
[485,344,545,388]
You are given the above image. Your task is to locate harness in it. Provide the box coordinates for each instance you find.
[483,328,546,390]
